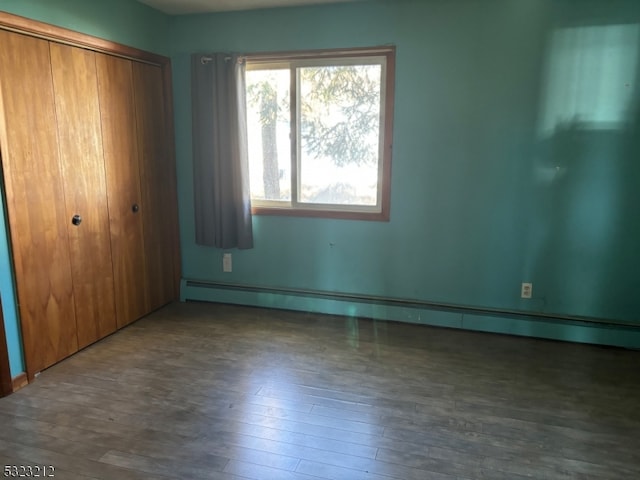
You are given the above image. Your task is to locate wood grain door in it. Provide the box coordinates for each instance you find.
[96,53,149,328]
[0,31,77,378]
[50,44,118,349]
[132,62,179,311]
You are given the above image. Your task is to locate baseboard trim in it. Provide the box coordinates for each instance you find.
[182,279,640,349]
[11,372,28,392]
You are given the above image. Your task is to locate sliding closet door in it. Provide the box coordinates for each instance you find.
[96,54,149,328]
[0,31,77,377]
[133,62,179,311]
[49,44,118,348]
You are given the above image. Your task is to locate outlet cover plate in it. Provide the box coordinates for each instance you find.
[223,253,232,272]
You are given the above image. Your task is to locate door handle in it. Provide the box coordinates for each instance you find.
[71,214,82,226]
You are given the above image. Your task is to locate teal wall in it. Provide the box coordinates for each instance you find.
[0,0,170,54]
[0,187,20,377]
[172,0,640,340]
[0,0,170,377]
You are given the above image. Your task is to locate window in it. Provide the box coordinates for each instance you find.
[245,47,395,221]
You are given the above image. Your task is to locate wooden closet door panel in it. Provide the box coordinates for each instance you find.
[95,53,148,328]
[49,43,117,348]
[0,31,77,377]
[132,62,179,311]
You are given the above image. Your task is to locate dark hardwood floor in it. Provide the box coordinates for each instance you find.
[1,302,639,479]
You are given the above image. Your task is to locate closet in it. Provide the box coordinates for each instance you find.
[0,17,180,380]
[51,43,118,349]
[97,53,150,328]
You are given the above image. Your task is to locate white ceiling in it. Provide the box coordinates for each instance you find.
[137,0,369,15]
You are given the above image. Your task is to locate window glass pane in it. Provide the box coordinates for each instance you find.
[298,64,381,205]
[246,69,291,201]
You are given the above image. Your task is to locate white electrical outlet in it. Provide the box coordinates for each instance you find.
[223,253,232,272]
[521,282,532,299]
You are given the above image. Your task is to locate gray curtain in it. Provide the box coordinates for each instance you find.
[191,53,253,249]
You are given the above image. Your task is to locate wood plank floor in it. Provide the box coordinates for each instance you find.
[1,302,639,479]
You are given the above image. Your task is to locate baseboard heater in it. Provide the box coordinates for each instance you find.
[183,279,639,331]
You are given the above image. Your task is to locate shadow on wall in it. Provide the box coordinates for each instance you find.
[526,21,640,322]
